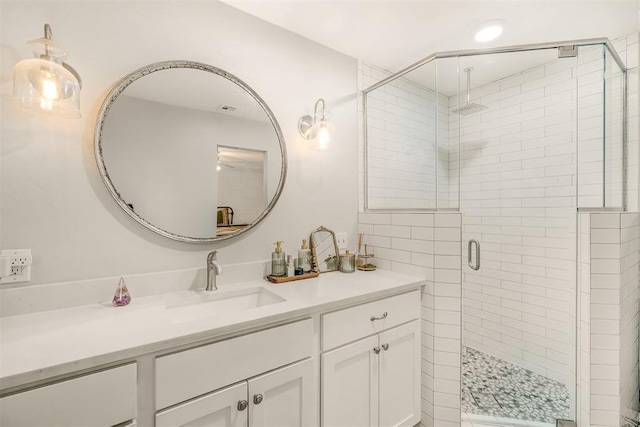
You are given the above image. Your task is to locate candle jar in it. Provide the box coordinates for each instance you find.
[340,251,356,273]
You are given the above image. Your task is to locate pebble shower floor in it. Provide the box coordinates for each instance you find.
[461,347,570,424]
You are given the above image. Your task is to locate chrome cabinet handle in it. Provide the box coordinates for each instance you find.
[373,346,381,354]
[237,400,248,411]
[468,239,480,271]
[253,394,263,405]
[381,343,389,351]
[370,312,388,321]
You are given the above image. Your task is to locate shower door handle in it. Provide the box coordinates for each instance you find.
[468,239,480,271]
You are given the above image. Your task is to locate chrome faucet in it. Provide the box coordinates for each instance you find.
[206,251,222,291]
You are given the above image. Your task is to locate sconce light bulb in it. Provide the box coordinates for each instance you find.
[216,164,222,171]
[317,125,330,149]
[41,76,59,100]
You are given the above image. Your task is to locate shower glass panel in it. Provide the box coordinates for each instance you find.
[577,43,626,209]
[604,46,625,208]
[362,39,626,427]
[364,60,438,210]
[438,57,460,210]
[456,48,578,425]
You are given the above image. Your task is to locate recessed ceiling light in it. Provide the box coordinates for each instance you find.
[475,21,504,43]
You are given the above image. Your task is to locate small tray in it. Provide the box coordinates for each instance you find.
[357,265,377,271]
[266,271,319,283]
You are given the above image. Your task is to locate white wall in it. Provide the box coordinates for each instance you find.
[0,0,358,285]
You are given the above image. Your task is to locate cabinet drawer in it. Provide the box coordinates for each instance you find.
[0,364,137,427]
[322,290,420,351]
[156,318,312,409]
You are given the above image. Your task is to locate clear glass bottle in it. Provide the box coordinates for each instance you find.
[286,255,294,277]
[298,239,311,273]
[271,241,286,277]
[112,276,131,307]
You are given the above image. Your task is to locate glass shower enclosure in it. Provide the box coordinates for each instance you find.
[363,39,626,426]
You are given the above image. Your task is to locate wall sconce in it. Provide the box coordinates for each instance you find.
[13,23,82,118]
[298,98,331,149]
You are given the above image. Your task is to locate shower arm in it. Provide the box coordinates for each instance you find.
[464,67,472,106]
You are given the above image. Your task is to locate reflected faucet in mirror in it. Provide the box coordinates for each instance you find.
[206,251,222,291]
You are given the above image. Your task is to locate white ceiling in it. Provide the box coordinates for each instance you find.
[220,0,639,74]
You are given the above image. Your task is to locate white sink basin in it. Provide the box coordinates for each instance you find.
[167,287,286,323]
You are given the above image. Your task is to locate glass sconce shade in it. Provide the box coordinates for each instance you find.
[298,98,332,148]
[13,25,81,118]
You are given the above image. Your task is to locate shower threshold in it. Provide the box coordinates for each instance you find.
[462,411,554,427]
[462,347,570,426]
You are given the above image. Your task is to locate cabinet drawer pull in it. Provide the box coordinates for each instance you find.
[381,343,389,351]
[373,346,381,354]
[237,400,248,411]
[370,312,388,321]
[253,394,264,405]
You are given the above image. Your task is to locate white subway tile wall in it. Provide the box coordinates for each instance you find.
[358,212,461,427]
[578,213,592,426]
[587,212,640,427]
[364,67,450,210]
[619,213,640,426]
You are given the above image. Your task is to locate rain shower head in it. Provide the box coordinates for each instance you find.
[453,102,488,116]
[453,67,488,116]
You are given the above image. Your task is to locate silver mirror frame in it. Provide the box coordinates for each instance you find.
[309,226,340,273]
[94,60,287,243]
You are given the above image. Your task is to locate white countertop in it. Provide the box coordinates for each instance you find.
[0,269,423,390]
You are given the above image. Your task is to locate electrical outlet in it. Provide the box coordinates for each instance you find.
[335,232,348,250]
[0,249,32,284]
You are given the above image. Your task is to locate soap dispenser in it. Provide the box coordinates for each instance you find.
[298,239,311,273]
[272,241,286,277]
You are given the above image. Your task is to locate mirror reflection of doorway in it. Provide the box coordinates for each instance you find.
[217,145,267,228]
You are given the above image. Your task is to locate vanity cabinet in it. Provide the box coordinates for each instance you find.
[156,319,314,426]
[0,272,424,427]
[0,363,137,427]
[321,291,421,427]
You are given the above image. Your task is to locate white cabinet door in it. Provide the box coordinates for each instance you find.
[378,321,421,427]
[321,335,379,427]
[248,358,315,427]
[156,381,248,427]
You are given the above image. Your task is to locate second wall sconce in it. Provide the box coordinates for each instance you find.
[298,98,331,148]
[13,23,82,118]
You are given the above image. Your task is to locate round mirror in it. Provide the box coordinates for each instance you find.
[95,61,286,243]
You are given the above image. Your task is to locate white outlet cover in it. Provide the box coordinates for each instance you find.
[0,249,32,284]
[335,232,348,249]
